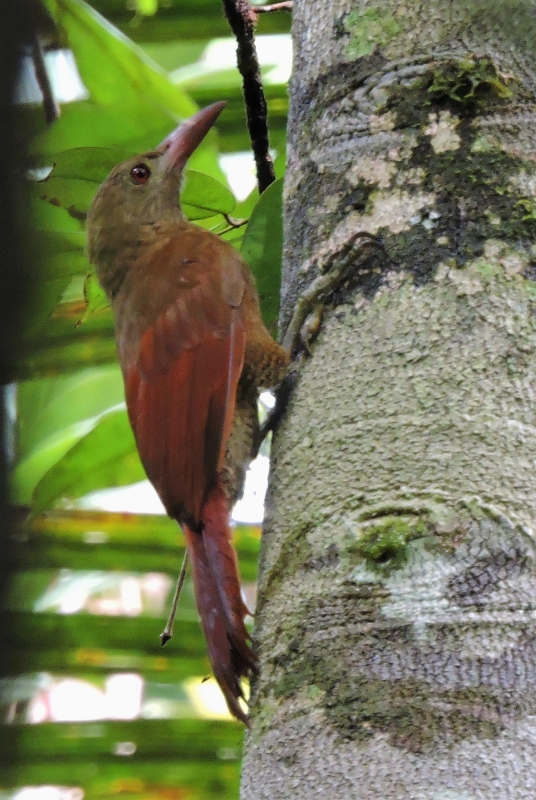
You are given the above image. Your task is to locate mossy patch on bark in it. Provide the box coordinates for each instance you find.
[342,8,402,60]
[348,515,430,575]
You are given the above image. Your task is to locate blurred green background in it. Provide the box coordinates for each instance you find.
[3,1,290,798]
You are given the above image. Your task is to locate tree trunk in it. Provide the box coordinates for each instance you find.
[241,1,536,797]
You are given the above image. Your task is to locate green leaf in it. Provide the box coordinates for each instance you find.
[31,408,145,513]
[13,366,126,502]
[35,176,96,219]
[35,147,136,221]
[81,272,110,322]
[241,178,283,331]
[39,251,91,280]
[32,230,89,280]
[37,156,236,224]
[181,170,235,220]
[31,102,174,157]
[31,195,83,232]
[18,333,118,379]
[49,146,136,182]
[142,40,207,73]
[39,229,87,253]
[36,1,226,179]
[45,0,195,116]
[23,278,74,339]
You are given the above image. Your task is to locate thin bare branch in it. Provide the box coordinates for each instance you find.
[31,37,59,124]
[221,0,275,194]
[223,213,249,229]
[252,2,293,13]
[160,551,189,646]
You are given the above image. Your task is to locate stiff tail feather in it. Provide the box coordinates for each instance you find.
[182,481,256,725]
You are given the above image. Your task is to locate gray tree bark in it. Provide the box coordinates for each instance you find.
[241,1,536,798]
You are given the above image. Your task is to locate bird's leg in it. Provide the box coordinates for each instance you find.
[255,232,386,449]
[160,550,189,646]
[282,231,385,357]
[255,366,299,450]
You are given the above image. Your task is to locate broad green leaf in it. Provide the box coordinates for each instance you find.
[45,0,195,115]
[40,251,91,280]
[35,147,136,222]
[39,229,87,254]
[19,333,118,379]
[32,408,145,512]
[37,157,235,223]
[13,366,125,501]
[31,102,174,157]
[23,277,74,339]
[12,417,101,505]
[36,147,140,216]
[142,40,207,72]
[241,177,284,330]
[35,176,96,219]
[181,170,235,219]
[33,103,228,184]
[81,272,110,321]
[37,1,225,180]
[32,230,88,282]
[235,187,259,219]
[49,146,136,182]
[18,365,125,455]
[31,195,83,232]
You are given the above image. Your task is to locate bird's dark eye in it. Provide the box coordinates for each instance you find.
[130,163,151,184]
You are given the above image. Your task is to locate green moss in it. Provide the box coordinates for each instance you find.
[343,8,401,60]
[386,58,513,130]
[351,516,429,575]
[471,259,504,278]
[306,684,322,700]
[517,198,536,221]
[524,280,536,300]
[321,676,506,748]
[259,521,314,608]
[427,58,513,106]
[276,671,303,699]
[263,639,509,750]
[471,135,496,154]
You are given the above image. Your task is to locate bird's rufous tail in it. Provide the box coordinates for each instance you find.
[181,481,256,725]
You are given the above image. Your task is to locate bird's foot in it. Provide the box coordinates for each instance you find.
[255,367,300,451]
[282,231,385,358]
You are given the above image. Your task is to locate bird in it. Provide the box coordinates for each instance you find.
[86,102,289,724]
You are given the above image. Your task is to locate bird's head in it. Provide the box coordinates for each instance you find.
[86,102,225,287]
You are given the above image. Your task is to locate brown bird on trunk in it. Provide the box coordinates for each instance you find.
[86,102,289,724]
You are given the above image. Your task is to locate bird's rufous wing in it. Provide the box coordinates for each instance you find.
[115,232,246,526]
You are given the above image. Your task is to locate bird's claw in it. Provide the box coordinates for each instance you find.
[282,231,386,358]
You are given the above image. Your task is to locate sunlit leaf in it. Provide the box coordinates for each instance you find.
[181,170,235,219]
[35,177,96,219]
[45,0,195,115]
[13,366,125,502]
[81,272,110,322]
[241,177,283,330]
[37,0,226,182]
[31,102,174,157]
[50,146,136,182]
[37,157,236,225]
[32,408,145,512]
